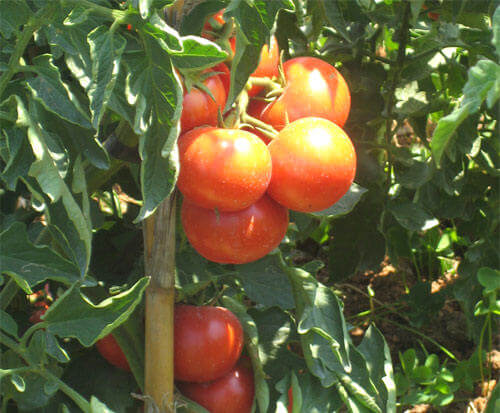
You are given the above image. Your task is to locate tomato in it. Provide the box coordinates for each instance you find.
[181,195,289,264]
[96,334,131,372]
[180,70,227,134]
[288,387,293,413]
[177,127,272,211]
[261,57,351,130]
[247,36,280,97]
[174,305,243,383]
[422,5,439,21]
[203,9,226,32]
[243,98,272,145]
[267,117,356,213]
[29,301,49,324]
[177,361,254,413]
[212,62,230,96]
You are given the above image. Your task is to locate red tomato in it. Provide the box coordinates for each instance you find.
[247,36,280,97]
[174,305,243,383]
[177,127,272,211]
[96,334,131,372]
[203,9,226,32]
[267,117,356,212]
[288,387,293,413]
[261,57,351,130]
[181,195,289,264]
[29,301,49,324]
[212,62,230,96]
[180,70,227,133]
[177,361,254,413]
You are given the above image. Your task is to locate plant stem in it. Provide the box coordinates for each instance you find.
[39,370,91,413]
[477,313,490,395]
[0,278,20,310]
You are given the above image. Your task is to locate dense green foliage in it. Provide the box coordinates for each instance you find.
[0,0,498,412]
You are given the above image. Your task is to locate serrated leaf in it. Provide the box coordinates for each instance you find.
[0,222,81,293]
[221,296,269,413]
[44,277,149,347]
[0,0,31,39]
[236,254,294,310]
[126,38,183,221]
[388,201,439,231]
[170,36,228,70]
[432,60,499,166]
[87,26,126,129]
[312,183,368,218]
[27,54,92,129]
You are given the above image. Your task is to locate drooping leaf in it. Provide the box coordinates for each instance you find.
[43,277,149,346]
[0,222,81,293]
[312,183,368,218]
[388,201,439,231]
[1,128,34,190]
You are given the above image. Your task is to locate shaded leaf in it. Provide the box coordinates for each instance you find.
[312,183,368,218]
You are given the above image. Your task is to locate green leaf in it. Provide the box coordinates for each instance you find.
[27,54,92,129]
[44,277,149,347]
[221,296,269,413]
[171,37,228,70]
[492,6,500,58]
[312,183,368,218]
[90,396,114,413]
[11,374,26,392]
[388,201,439,231]
[0,222,81,293]
[0,0,31,39]
[432,60,500,166]
[236,254,294,310]
[0,309,18,338]
[1,128,34,190]
[357,326,396,413]
[64,6,90,26]
[395,161,434,189]
[179,0,226,36]
[485,381,500,413]
[87,26,126,129]
[320,0,351,42]
[291,371,343,413]
[253,0,293,30]
[126,38,183,221]
[477,267,500,293]
[45,332,70,363]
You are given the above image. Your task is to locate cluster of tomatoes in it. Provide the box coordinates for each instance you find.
[174,305,254,413]
[177,10,356,265]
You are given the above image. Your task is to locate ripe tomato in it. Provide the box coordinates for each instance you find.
[180,70,227,133]
[177,361,254,413]
[96,334,131,372]
[267,117,356,213]
[203,9,226,32]
[212,63,230,96]
[177,127,272,211]
[174,305,243,383]
[181,195,289,264]
[261,56,351,130]
[29,301,49,324]
[247,36,280,97]
[288,387,293,413]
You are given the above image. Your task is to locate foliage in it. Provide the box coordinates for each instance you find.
[0,0,498,412]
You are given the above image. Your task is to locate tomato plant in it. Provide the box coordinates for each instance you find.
[177,360,254,413]
[177,127,272,211]
[174,305,243,383]
[0,1,498,412]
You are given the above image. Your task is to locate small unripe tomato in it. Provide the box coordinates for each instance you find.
[177,361,255,413]
[174,305,243,383]
[181,195,289,264]
[177,127,272,212]
[267,117,356,212]
[96,334,130,372]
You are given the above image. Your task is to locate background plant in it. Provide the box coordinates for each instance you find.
[0,0,498,412]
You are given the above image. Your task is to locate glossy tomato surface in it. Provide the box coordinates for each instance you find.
[267,117,356,212]
[261,57,350,129]
[247,36,280,97]
[180,70,227,133]
[181,195,289,264]
[177,361,254,413]
[174,305,243,383]
[177,127,272,211]
[212,62,230,96]
[96,334,131,372]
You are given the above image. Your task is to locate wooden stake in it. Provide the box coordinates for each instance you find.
[143,192,177,412]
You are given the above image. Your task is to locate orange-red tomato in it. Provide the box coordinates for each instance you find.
[29,301,49,324]
[177,361,255,413]
[261,57,351,130]
[267,117,356,213]
[181,195,289,264]
[96,334,131,372]
[174,305,243,383]
[288,387,293,412]
[212,62,230,96]
[247,36,280,97]
[180,70,227,133]
[203,9,226,32]
[177,127,272,211]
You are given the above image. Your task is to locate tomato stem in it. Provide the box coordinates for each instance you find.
[240,113,279,140]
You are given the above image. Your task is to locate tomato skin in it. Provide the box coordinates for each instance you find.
[267,117,356,213]
[181,195,289,264]
[174,305,243,383]
[180,71,227,134]
[96,334,131,372]
[261,57,351,130]
[247,36,280,97]
[29,301,49,324]
[212,63,230,96]
[177,127,272,212]
[203,9,226,32]
[177,361,254,413]
[288,387,293,413]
